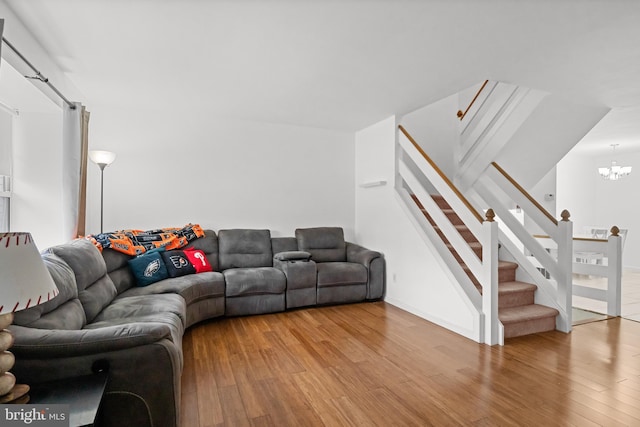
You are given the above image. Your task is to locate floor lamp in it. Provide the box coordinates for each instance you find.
[88,150,116,234]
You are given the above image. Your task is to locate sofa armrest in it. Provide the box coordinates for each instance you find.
[274,251,312,262]
[11,322,172,359]
[346,242,385,300]
[11,323,181,427]
[346,242,382,267]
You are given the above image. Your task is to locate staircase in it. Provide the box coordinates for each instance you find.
[415,194,559,339]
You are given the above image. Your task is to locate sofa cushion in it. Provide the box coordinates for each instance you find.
[88,294,186,347]
[183,230,219,272]
[223,267,286,297]
[295,227,346,262]
[102,248,135,294]
[48,239,117,323]
[128,248,169,286]
[161,250,196,277]
[92,294,186,327]
[316,262,368,287]
[13,252,87,330]
[116,271,225,306]
[183,249,213,273]
[218,229,272,270]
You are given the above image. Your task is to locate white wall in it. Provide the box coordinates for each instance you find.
[0,109,11,176]
[556,152,599,234]
[355,115,478,341]
[524,166,557,236]
[85,106,355,239]
[11,111,65,249]
[557,149,639,268]
[399,94,459,178]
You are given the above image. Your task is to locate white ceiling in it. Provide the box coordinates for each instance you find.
[2,0,640,153]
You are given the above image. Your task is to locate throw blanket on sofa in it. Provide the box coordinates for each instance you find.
[87,224,205,256]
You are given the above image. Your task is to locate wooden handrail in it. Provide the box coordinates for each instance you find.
[398,125,483,223]
[534,234,607,243]
[491,162,558,226]
[457,80,489,120]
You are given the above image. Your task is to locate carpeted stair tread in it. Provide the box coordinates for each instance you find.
[499,281,537,294]
[462,261,517,272]
[499,304,559,324]
[446,242,482,250]
[498,281,537,308]
[497,261,518,271]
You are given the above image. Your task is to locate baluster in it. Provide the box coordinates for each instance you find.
[607,226,622,316]
[482,209,500,344]
[556,209,573,332]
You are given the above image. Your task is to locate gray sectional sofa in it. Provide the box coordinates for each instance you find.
[11,227,385,427]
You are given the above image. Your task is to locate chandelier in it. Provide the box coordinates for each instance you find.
[598,144,632,181]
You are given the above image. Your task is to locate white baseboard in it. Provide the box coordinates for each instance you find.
[384,297,481,343]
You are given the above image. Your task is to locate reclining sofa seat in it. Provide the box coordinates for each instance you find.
[219,229,286,316]
[295,227,385,304]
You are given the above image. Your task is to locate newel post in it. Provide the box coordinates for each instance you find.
[556,209,573,332]
[607,226,622,316]
[482,209,501,345]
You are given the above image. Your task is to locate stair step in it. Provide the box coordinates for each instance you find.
[500,304,559,339]
[462,260,518,287]
[433,225,479,244]
[446,242,483,262]
[498,281,537,308]
[441,208,465,225]
[498,261,518,282]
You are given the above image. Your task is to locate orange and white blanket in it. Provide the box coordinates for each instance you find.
[87,224,205,256]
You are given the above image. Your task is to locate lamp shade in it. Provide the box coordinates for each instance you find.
[0,233,58,315]
[88,150,116,166]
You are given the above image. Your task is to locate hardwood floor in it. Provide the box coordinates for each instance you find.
[181,302,640,426]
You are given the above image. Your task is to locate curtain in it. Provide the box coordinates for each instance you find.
[62,102,90,239]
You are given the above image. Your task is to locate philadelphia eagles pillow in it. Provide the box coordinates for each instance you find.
[128,247,169,286]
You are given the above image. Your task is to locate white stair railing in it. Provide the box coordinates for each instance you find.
[536,228,623,317]
[397,125,503,345]
[474,162,573,332]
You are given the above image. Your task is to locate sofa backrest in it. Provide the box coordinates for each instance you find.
[102,248,136,294]
[271,237,298,255]
[102,229,221,293]
[13,252,87,330]
[218,229,272,270]
[183,230,219,272]
[48,239,117,323]
[295,227,346,262]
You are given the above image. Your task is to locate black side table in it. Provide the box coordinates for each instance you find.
[28,373,108,427]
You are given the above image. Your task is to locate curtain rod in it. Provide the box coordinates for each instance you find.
[1,37,76,110]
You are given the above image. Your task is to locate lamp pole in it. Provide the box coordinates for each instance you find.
[98,163,107,233]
